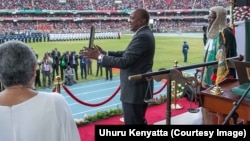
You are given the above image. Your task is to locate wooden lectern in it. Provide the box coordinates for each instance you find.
[128,55,244,125]
[200,78,250,124]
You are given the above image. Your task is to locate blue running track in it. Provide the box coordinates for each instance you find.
[39,69,196,119]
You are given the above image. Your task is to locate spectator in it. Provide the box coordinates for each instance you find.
[35,53,41,88]
[182,41,189,62]
[105,66,113,80]
[202,25,208,46]
[51,48,61,81]
[59,52,67,80]
[96,59,103,77]
[0,40,80,141]
[69,51,79,80]
[41,52,53,88]
[87,58,93,75]
[79,50,88,79]
[64,65,75,86]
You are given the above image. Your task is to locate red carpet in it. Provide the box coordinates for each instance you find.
[77,97,197,141]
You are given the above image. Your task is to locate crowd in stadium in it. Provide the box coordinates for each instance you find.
[0,0,230,10]
[0,0,231,36]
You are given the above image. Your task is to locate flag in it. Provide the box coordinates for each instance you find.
[215,30,229,85]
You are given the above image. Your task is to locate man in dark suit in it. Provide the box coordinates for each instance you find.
[96,59,103,77]
[105,66,112,80]
[83,8,155,125]
[79,50,88,79]
[69,51,79,80]
[51,48,61,81]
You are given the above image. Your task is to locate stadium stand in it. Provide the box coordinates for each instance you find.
[0,0,231,42]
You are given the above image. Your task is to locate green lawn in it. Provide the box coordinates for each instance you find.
[28,34,204,83]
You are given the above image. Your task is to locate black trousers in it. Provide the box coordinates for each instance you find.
[105,67,112,80]
[96,63,103,77]
[52,65,59,81]
[60,66,66,80]
[35,69,41,87]
[122,102,148,125]
[80,65,87,79]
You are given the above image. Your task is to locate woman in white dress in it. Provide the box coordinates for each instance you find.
[0,40,81,141]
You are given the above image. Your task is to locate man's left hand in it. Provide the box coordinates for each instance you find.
[82,46,100,60]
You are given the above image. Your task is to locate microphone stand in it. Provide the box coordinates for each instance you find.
[223,84,250,125]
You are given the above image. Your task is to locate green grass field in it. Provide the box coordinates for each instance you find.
[28,34,204,83]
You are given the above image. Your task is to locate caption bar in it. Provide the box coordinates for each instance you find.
[95,125,249,140]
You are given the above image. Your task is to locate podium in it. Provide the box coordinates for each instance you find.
[129,56,243,125]
[200,78,250,124]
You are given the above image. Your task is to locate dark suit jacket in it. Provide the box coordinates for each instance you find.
[69,54,79,67]
[79,55,87,67]
[101,26,155,104]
